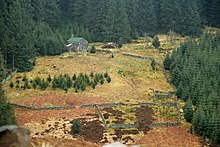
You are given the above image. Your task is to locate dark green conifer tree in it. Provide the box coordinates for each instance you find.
[113,0,130,43]
[152,35,160,50]
[0,84,17,126]
[209,0,220,27]
[5,0,35,71]
[126,0,138,38]
[44,0,61,28]
[183,99,193,123]
[136,0,157,35]
[31,0,44,22]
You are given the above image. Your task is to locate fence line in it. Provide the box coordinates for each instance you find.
[95,105,107,128]
[10,101,178,111]
[149,122,181,127]
[1,69,17,84]
[10,103,76,110]
[108,124,139,129]
[154,90,176,99]
[175,96,182,125]
[107,122,181,129]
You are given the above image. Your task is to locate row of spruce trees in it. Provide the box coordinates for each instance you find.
[1,0,220,72]
[10,72,111,93]
[164,32,220,145]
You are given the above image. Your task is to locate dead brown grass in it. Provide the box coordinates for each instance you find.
[135,124,201,147]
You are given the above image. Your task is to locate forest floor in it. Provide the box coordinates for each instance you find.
[4,35,202,146]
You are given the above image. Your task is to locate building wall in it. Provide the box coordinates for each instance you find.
[68,39,88,52]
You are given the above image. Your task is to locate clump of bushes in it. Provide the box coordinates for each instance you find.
[71,119,81,135]
[90,46,96,54]
[151,59,157,71]
[11,72,111,93]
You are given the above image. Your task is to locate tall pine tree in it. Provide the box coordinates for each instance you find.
[5,0,35,71]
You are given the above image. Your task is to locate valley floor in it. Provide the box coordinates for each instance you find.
[5,39,203,146]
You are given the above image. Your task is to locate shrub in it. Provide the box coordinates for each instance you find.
[22,75,28,82]
[151,59,157,71]
[111,53,114,58]
[90,72,94,78]
[84,74,90,85]
[74,87,78,93]
[52,80,57,90]
[24,80,30,89]
[64,87,68,93]
[60,80,67,90]
[100,78,104,85]
[71,119,81,134]
[39,79,48,90]
[34,76,41,85]
[93,79,98,87]
[94,74,99,83]
[15,84,20,89]
[72,74,76,81]
[106,76,111,83]
[80,82,86,91]
[118,43,123,48]
[104,72,109,78]
[90,46,96,54]
[9,81,14,88]
[152,35,160,50]
[163,54,172,70]
[91,82,96,89]
[16,79,20,85]
[32,80,37,89]
[66,75,72,88]
[47,75,52,83]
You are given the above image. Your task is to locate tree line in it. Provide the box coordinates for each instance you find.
[164,32,220,145]
[0,0,220,72]
[9,72,111,93]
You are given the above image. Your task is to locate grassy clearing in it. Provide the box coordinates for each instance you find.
[3,35,202,145]
[4,36,181,125]
[5,34,186,104]
[152,105,179,122]
[5,50,172,104]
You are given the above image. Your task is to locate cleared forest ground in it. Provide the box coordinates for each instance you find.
[4,36,202,146]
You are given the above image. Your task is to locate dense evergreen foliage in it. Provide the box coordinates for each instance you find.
[152,35,160,50]
[0,0,219,72]
[0,53,8,81]
[164,32,220,145]
[0,84,17,126]
[183,99,193,123]
[11,72,111,93]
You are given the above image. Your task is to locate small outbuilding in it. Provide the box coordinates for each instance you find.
[101,42,116,49]
[66,37,88,52]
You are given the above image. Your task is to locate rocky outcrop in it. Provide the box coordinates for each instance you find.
[0,125,30,147]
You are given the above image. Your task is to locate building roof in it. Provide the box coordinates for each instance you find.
[67,37,85,44]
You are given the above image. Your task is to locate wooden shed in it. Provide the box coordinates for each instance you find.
[66,37,88,52]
